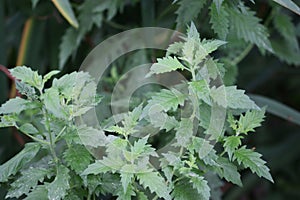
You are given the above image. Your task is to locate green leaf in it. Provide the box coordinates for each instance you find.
[0,143,40,182]
[120,172,134,193]
[46,165,70,200]
[137,191,148,200]
[147,56,185,77]
[213,0,224,12]
[82,160,111,175]
[10,66,43,89]
[117,184,135,200]
[272,0,300,15]
[202,39,227,55]
[52,71,81,99]
[211,86,258,109]
[43,70,60,84]
[59,0,111,68]
[216,157,242,186]
[166,42,184,56]
[144,89,186,114]
[210,3,229,40]
[234,146,273,182]
[31,0,40,8]
[273,13,299,51]
[137,171,171,200]
[63,144,93,174]
[190,175,210,200]
[15,81,36,97]
[249,94,300,126]
[172,179,206,200]
[24,185,48,200]
[76,126,107,148]
[0,97,32,114]
[238,108,265,134]
[6,168,49,198]
[189,80,211,105]
[148,112,179,132]
[176,0,207,25]
[189,137,214,159]
[223,135,242,160]
[52,0,79,28]
[175,118,193,147]
[43,88,69,120]
[19,123,39,135]
[227,4,273,52]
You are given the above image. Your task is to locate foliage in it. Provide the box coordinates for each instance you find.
[0,25,274,199]
[1,0,300,199]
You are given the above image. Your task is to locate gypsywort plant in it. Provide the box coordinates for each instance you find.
[0,25,272,200]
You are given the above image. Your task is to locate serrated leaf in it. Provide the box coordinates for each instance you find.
[273,13,299,51]
[43,88,69,120]
[52,71,87,99]
[272,0,300,15]
[6,168,49,198]
[224,135,242,160]
[166,42,184,56]
[189,137,214,159]
[59,0,110,68]
[147,56,185,77]
[0,143,40,182]
[19,123,39,135]
[234,146,273,182]
[120,172,134,193]
[63,144,93,174]
[137,171,171,200]
[210,3,229,40]
[82,160,111,176]
[175,118,193,147]
[149,112,179,132]
[172,179,205,200]
[117,184,135,200]
[213,0,224,12]
[202,39,227,55]
[176,0,207,25]
[189,80,211,105]
[211,86,258,109]
[0,97,32,114]
[238,108,265,134]
[190,176,210,200]
[144,89,186,115]
[46,165,70,200]
[52,0,79,28]
[10,66,43,89]
[227,4,272,52]
[24,185,48,200]
[216,157,242,186]
[15,81,36,97]
[77,126,107,148]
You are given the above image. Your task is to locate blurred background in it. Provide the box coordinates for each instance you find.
[0,0,299,199]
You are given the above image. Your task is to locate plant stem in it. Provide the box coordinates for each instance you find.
[232,43,253,66]
[23,132,50,145]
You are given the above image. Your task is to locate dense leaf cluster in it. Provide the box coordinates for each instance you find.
[0,25,273,199]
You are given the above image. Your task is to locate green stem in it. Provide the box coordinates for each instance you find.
[190,66,197,81]
[54,126,66,143]
[232,43,254,66]
[42,107,59,165]
[23,132,50,145]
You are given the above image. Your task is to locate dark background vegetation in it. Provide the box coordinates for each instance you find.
[0,0,299,199]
